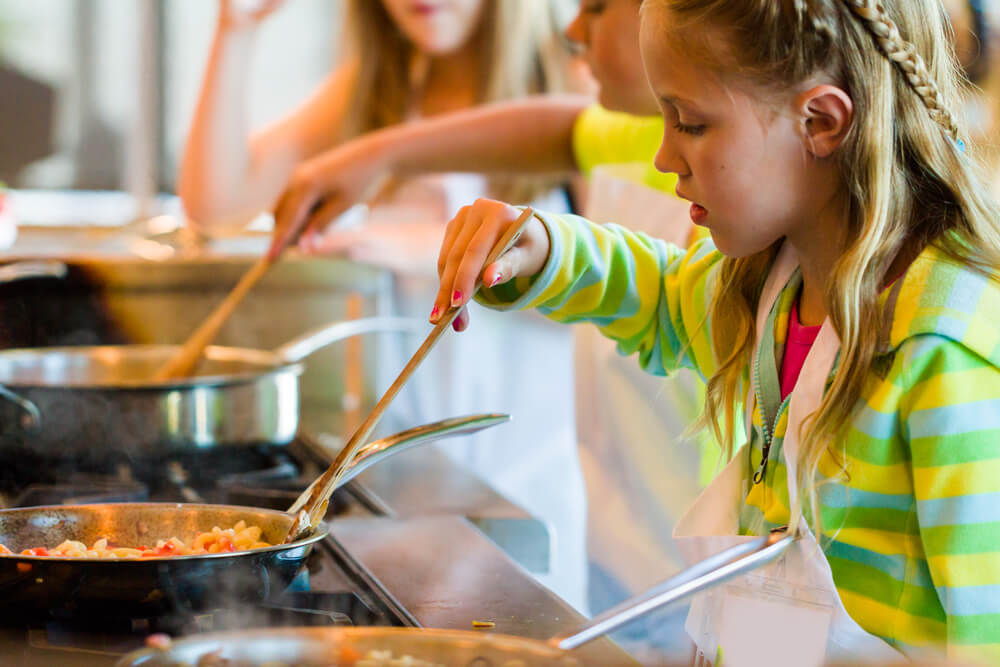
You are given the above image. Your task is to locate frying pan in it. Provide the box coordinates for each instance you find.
[0,413,510,617]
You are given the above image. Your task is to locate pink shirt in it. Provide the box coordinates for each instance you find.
[779,299,821,400]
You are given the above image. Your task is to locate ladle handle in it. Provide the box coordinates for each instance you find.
[274,317,425,364]
[287,413,510,514]
[550,530,796,651]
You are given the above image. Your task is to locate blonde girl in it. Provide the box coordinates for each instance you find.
[432,0,1000,663]
[180,0,590,611]
[180,0,577,229]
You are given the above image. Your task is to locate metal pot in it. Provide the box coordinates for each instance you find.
[0,317,422,458]
[0,503,328,618]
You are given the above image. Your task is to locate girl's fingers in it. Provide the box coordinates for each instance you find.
[433,207,489,320]
[449,214,509,306]
[302,196,348,240]
[437,205,469,278]
[270,185,318,259]
[452,307,470,332]
[481,246,527,288]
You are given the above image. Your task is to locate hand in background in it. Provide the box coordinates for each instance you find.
[268,139,389,260]
[431,199,549,332]
[218,0,287,29]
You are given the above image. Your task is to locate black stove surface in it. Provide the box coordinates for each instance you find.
[0,436,408,666]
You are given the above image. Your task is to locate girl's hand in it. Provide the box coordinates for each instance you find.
[431,199,550,332]
[218,0,286,29]
[269,141,388,259]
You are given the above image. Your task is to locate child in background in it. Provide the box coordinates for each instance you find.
[432,0,1000,664]
[179,0,589,610]
[266,1,710,652]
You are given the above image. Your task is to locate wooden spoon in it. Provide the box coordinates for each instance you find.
[284,206,537,542]
[154,175,393,382]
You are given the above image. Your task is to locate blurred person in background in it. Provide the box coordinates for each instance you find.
[179,0,590,610]
[946,0,1000,194]
[257,1,714,659]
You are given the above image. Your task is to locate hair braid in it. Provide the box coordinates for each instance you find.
[840,0,961,141]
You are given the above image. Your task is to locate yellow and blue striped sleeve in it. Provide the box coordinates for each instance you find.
[479,210,722,380]
[899,334,1000,663]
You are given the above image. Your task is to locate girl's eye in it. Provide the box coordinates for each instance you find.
[674,122,706,136]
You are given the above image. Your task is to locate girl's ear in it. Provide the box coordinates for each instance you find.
[796,85,854,158]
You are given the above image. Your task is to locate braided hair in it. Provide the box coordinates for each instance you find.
[841,0,962,141]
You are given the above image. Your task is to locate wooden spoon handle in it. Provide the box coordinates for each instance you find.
[153,255,273,381]
[284,206,537,542]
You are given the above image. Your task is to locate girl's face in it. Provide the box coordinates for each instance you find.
[639,8,819,257]
[565,0,657,116]
[380,0,486,56]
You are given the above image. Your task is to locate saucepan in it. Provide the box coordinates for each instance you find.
[116,532,798,666]
[0,413,509,617]
[0,316,423,458]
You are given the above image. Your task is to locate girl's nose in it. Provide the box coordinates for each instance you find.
[565,11,587,48]
[654,138,687,176]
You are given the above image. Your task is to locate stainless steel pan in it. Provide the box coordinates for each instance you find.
[0,316,422,457]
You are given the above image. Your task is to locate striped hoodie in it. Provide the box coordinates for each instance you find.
[479,211,1000,663]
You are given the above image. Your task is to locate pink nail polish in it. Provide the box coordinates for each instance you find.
[452,318,461,332]
[487,272,501,287]
[451,290,463,306]
[430,305,439,320]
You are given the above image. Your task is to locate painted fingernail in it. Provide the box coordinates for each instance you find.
[452,318,461,332]
[451,290,463,306]
[487,272,502,287]
[430,305,440,321]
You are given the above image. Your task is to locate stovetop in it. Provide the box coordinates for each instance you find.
[0,436,411,667]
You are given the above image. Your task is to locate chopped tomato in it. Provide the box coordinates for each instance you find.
[153,543,177,556]
[0,543,11,555]
[338,645,362,664]
[21,547,48,557]
[218,536,235,552]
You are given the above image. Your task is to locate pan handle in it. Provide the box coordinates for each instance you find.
[0,260,68,283]
[549,529,796,651]
[0,384,40,433]
[273,317,425,364]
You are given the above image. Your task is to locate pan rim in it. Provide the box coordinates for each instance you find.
[0,344,304,390]
[0,501,328,562]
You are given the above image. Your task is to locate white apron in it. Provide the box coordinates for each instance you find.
[673,243,905,667]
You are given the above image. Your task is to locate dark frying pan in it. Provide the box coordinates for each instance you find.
[0,503,328,618]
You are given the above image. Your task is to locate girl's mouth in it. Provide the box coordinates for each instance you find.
[689,203,708,224]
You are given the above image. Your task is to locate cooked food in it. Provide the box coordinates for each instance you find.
[0,521,271,558]
[176,647,443,666]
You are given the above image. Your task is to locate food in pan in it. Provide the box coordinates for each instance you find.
[0,521,271,558]
[172,647,444,666]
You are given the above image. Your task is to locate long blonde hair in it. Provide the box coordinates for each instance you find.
[338,0,577,203]
[644,0,1000,530]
